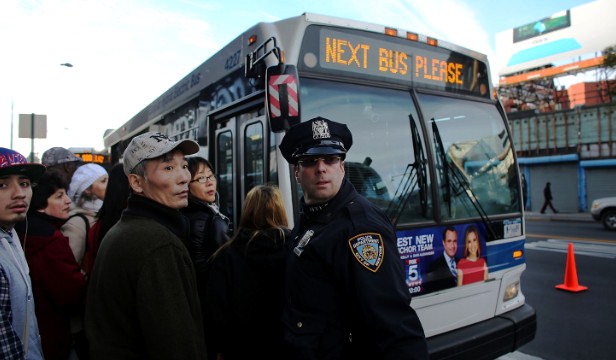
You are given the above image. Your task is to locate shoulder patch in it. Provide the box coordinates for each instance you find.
[348,232,384,272]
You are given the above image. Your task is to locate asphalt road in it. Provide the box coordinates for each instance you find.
[504,219,616,360]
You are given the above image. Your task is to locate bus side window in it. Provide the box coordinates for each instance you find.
[217,130,234,221]
[244,122,265,196]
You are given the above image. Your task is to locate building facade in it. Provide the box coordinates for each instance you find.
[507,100,615,212]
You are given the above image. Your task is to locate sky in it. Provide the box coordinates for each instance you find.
[0,0,593,158]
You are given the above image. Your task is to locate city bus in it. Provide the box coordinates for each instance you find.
[104,13,536,359]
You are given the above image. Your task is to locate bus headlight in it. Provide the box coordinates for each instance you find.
[503,281,520,302]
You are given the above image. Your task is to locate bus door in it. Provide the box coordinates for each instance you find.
[212,105,269,229]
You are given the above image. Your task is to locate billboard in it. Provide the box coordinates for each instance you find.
[496,0,616,76]
[397,222,495,295]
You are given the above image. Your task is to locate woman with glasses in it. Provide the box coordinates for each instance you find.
[182,156,230,291]
[182,156,230,360]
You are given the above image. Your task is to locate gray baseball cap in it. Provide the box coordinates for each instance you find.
[122,132,199,175]
[41,147,83,166]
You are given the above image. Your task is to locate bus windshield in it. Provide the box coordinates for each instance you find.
[299,78,520,225]
[300,78,432,224]
[418,93,521,221]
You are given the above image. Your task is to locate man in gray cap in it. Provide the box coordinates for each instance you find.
[279,117,428,359]
[41,147,83,186]
[85,132,207,359]
[0,147,45,359]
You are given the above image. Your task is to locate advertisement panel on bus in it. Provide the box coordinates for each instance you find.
[398,223,488,295]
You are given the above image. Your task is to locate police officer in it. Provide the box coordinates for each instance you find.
[279,117,428,359]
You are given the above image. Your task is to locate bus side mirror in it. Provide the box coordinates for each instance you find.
[265,64,300,132]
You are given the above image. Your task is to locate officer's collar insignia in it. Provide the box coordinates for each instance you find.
[312,120,330,140]
[348,233,384,272]
[294,230,314,256]
[306,201,329,213]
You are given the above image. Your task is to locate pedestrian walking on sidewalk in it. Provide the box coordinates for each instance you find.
[540,181,558,214]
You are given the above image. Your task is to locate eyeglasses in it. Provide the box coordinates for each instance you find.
[297,156,342,167]
[190,174,217,183]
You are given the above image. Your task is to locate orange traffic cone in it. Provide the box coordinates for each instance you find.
[555,242,588,292]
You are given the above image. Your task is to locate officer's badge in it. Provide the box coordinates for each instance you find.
[312,119,330,140]
[294,230,314,256]
[348,233,384,272]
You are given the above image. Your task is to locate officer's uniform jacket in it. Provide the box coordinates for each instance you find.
[284,179,428,360]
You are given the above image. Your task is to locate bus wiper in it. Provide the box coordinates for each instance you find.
[431,119,498,241]
[385,114,427,225]
[386,163,416,225]
[431,120,452,216]
[410,114,428,218]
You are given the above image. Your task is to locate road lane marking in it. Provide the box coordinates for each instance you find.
[526,233,615,244]
[525,238,616,259]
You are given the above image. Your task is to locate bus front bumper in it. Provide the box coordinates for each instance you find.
[426,304,536,360]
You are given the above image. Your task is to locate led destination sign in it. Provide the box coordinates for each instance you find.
[314,28,488,97]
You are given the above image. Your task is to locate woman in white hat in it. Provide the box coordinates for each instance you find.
[62,163,109,265]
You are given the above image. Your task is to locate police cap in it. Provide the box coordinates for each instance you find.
[279,117,353,164]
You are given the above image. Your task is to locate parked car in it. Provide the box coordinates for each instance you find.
[590,197,616,230]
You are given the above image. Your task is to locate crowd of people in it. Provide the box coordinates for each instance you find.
[0,116,429,359]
